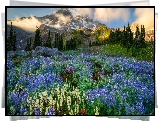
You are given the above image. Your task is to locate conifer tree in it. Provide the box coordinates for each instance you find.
[71,37,76,50]
[7,22,17,51]
[12,30,17,51]
[115,28,121,44]
[140,25,146,48]
[7,22,14,51]
[33,26,41,49]
[66,40,70,50]
[109,31,115,44]
[45,30,52,48]
[54,33,58,48]
[25,37,32,51]
[10,22,14,51]
[7,36,11,51]
[126,22,133,52]
[132,25,140,56]
[121,26,126,47]
[134,25,140,48]
[58,34,63,51]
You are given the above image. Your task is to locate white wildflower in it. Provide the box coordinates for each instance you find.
[95,106,99,115]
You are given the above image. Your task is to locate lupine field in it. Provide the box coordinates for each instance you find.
[7,49,155,116]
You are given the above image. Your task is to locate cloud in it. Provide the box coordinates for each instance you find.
[7,15,41,32]
[54,13,71,23]
[50,23,61,28]
[73,8,93,18]
[134,8,154,29]
[94,8,130,23]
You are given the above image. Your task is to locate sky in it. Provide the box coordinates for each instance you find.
[7,7,154,31]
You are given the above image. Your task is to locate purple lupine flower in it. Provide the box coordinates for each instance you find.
[19,108,27,115]
[47,108,55,115]
[33,108,41,115]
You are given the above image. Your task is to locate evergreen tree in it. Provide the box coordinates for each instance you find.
[140,25,146,48]
[10,22,14,51]
[54,33,58,48]
[134,25,140,48]
[121,26,126,47]
[109,31,115,44]
[71,38,76,50]
[33,26,41,49]
[115,28,121,44]
[7,22,17,51]
[12,30,17,51]
[126,22,133,52]
[58,34,63,51]
[66,40,70,50]
[132,25,140,56]
[25,37,32,51]
[69,38,73,50]
[45,30,52,48]
[89,39,91,47]
[7,36,11,51]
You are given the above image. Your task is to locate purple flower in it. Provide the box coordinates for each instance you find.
[47,108,55,115]
[19,108,27,115]
[135,102,145,114]
[34,108,41,115]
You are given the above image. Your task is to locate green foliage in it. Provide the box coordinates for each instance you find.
[12,30,17,51]
[25,37,32,51]
[72,29,83,46]
[7,37,11,51]
[58,34,64,51]
[102,44,132,57]
[66,40,70,50]
[33,26,41,49]
[7,22,17,51]
[23,51,32,59]
[45,30,52,48]
[54,33,59,48]
[126,23,133,52]
[94,25,110,46]
[102,43,154,62]
[140,25,146,48]
[107,22,148,59]
[109,31,115,44]
[132,25,146,57]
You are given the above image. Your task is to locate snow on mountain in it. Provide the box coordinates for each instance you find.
[36,8,106,33]
[68,8,79,18]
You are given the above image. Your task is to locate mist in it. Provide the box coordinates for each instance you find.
[50,23,61,28]
[134,8,154,29]
[73,8,93,18]
[7,15,41,32]
[54,13,71,23]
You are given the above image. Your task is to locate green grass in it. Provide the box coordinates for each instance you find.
[101,42,154,62]
[102,44,132,57]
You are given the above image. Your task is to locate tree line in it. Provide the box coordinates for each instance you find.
[30,27,78,51]
[7,22,86,52]
[90,23,146,57]
[7,21,147,56]
[109,22,146,56]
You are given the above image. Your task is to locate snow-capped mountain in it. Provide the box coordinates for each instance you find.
[37,8,104,33]
[7,8,107,50]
